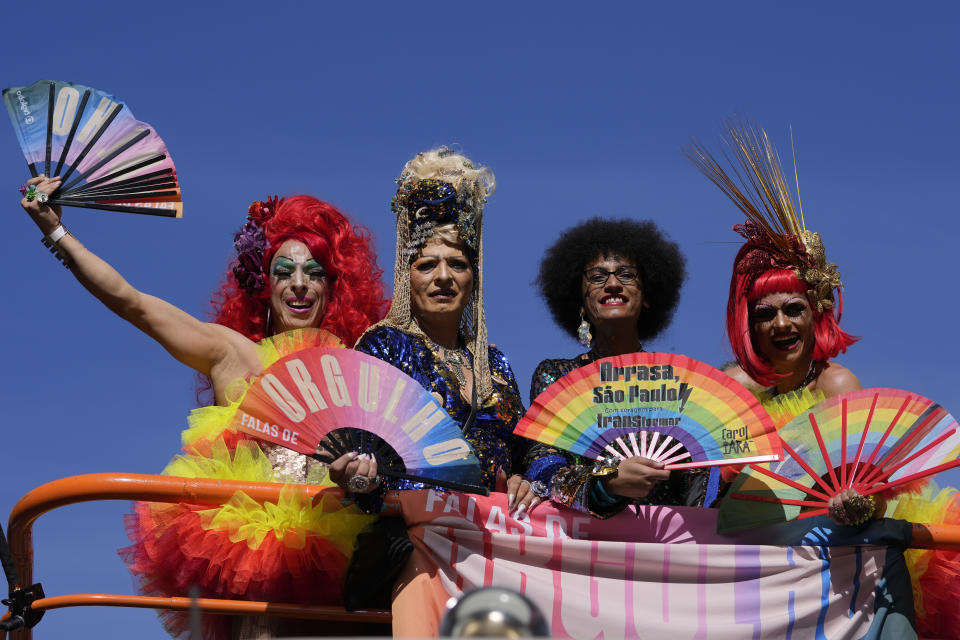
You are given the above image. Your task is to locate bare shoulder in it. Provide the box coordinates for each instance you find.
[815,362,862,398]
[722,363,766,394]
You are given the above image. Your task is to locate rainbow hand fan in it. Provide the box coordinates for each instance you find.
[515,353,781,469]
[232,347,487,495]
[4,79,181,217]
[718,388,960,532]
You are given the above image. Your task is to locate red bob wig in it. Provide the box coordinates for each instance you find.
[212,195,388,345]
[727,250,857,387]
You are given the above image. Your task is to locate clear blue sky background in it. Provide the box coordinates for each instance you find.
[2,2,958,637]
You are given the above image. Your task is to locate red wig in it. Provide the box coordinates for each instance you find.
[212,195,388,345]
[727,246,857,387]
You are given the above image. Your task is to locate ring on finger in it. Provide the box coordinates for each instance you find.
[23,185,38,201]
[348,474,370,492]
[530,480,550,499]
[347,474,380,493]
[36,191,49,204]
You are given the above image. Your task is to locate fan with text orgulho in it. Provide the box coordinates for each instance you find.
[4,79,182,217]
[232,346,488,495]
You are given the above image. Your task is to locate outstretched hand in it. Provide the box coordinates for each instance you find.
[20,175,63,233]
[602,457,671,499]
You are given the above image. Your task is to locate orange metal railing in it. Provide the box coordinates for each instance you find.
[3,472,960,639]
[907,521,960,549]
[2,473,396,639]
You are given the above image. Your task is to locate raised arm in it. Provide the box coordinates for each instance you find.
[20,175,249,379]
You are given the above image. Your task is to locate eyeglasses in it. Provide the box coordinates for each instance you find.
[583,266,639,286]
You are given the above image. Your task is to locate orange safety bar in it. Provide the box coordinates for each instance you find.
[908,521,960,549]
[4,472,960,638]
[3,473,398,639]
[2,594,391,621]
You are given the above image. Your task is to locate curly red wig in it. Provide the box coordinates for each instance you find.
[212,195,388,345]
[727,254,857,387]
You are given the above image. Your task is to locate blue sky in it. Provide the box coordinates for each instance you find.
[2,2,958,637]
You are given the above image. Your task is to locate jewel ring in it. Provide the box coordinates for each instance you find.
[348,474,373,493]
[848,494,876,525]
[36,191,49,204]
[530,480,550,499]
[22,185,38,201]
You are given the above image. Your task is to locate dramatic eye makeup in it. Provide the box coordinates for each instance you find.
[751,305,777,323]
[271,258,295,276]
[271,257,326,279]
[304,260,326,279]
[751,298,809,323]
[783,300,808,317]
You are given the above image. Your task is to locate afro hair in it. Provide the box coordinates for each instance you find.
[536,217,686,342]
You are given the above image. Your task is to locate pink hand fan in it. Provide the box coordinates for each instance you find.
[719,388,960,531]
[232,346,487,495]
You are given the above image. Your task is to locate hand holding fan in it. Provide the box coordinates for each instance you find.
[4,79,181,217]
[515,352,782,469]
[719,388,960,531]
[232,347,488,495]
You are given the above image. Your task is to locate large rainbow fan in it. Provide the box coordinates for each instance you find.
[3,79,182,217]
[718,388,960,532]
[232,347,487,494]
[515,353,781,469]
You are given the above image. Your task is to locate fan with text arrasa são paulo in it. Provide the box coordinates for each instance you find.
[232,347,487,494]
[4,79,182,217]
[718,388,960,532]
[515,352,781,469]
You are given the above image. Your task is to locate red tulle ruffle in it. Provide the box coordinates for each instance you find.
[120,501,348,640]
[911,491,960,640]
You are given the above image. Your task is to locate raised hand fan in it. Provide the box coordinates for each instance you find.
[232,347,487,495]
[4,79,182,217]
[515,353,781,469]
[719,388,960,532]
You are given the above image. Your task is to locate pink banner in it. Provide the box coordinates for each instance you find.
[393,490,903,639]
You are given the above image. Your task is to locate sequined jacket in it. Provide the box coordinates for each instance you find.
[525,353,720,518]
[353,326,528,510]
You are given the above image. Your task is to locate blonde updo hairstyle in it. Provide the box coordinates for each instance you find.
[419,222,471,259]
[398,147,496,202]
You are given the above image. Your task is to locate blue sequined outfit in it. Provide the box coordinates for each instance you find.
[353,326,527,508]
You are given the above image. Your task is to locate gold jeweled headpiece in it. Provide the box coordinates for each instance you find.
[684,118,843,313]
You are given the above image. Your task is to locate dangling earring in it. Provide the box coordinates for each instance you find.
[577,311,592,347]
[265,307,273,336]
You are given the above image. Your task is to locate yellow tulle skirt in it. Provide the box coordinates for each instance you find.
[120,330,374,640]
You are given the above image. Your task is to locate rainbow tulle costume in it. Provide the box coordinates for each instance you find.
[889,484,960,639]
[120,330,375,640]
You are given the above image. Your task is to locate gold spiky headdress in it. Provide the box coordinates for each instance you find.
[684,118,843,313]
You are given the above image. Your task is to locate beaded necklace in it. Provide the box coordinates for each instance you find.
[426,337,472,387]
